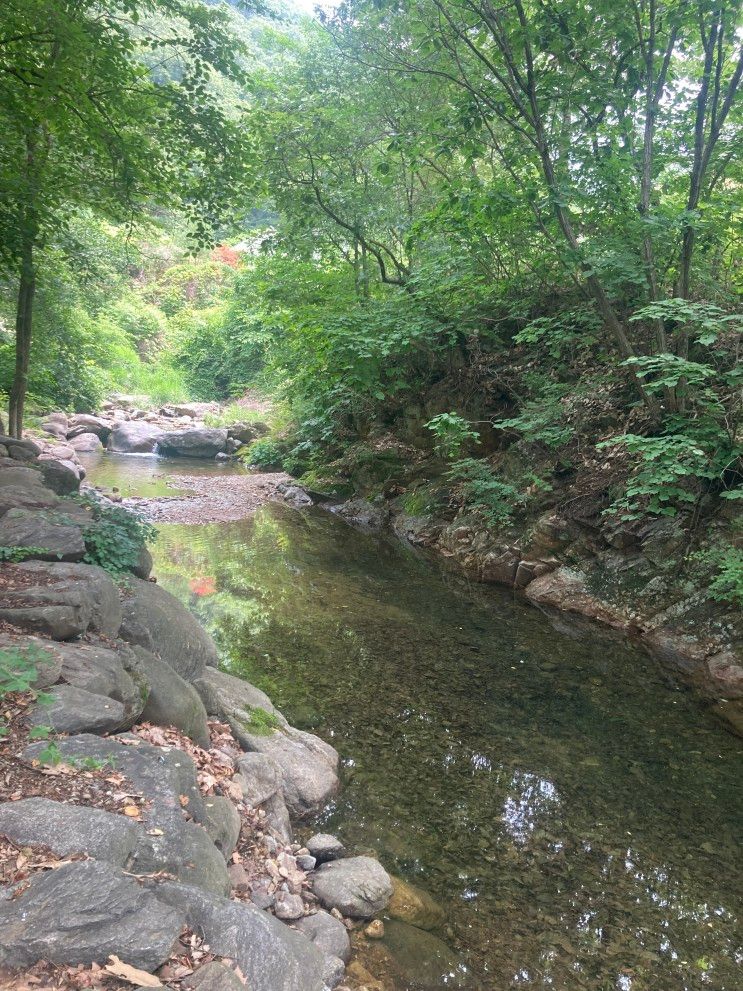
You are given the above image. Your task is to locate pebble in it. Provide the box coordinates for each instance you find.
[365,919,385,939]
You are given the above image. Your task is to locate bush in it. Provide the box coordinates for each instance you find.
[79,496,156,575]
[242,438,284,469]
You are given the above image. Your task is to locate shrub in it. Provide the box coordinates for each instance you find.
[79,495,156,575]
[242,438,284,469]
[425,412,480,459]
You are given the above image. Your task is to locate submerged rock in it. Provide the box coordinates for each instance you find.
[311,856,393,919]
[0,860,184,970]
[386,876,446,931]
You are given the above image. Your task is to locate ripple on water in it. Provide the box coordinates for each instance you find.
[141,501,740,991]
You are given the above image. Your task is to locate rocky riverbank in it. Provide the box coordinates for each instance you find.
[0,457,446,991]
[306,489,743,738]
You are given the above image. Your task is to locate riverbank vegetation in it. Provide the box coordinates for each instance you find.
[1,0,741,601]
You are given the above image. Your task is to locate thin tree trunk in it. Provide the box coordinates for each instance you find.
[8,241,35,439]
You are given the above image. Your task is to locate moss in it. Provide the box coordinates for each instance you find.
[241,706,281,736]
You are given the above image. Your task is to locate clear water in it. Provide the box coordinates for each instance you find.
[88,457,743,991]
[79,450,243,499]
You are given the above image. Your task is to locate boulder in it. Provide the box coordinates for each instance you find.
[227,423,260,444]
[119,578,218,682]
[23,734,229,895]
[135,646,211,747]
[386,876,446,931]
[133,544,153,579]
[184,962,248,991]
[150,880,333,991]
[40,419,68,439]
[0,507,86,561]
[306,833,346,865]
[37,458,82,495]
[158,428,229,459]
[66,414,111,442]
[69,431,104,453]
[28,683,127,734]
[293,911,351,963]
[201,796,241,860]
[237,725,339,819]
[108,422,164,454]
[311,857,393,919]
[0,798,139,867]
[0,561,122,640]
[198,669,339,817]
[0,434,41,457]
[0,860,184,970]
[0,477,59,517]
[53,640,148,727]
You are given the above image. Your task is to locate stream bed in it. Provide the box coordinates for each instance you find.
[86,455,742,991]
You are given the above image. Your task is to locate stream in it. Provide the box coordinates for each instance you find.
[85,454,742,991]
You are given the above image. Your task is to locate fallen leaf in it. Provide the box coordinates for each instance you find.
[104,955,162,987]
[179,795,189,807]
[123,806,141,818]
[146,828,164,836]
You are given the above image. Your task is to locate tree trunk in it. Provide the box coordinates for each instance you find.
[8,241,36,439]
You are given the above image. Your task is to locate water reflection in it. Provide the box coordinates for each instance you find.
[135,501,741,991]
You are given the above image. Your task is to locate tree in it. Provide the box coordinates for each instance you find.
[0,0,255,435]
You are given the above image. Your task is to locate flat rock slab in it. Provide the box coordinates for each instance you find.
[312,857,393,919]
[0,798,139,867]
[150,881,334,991]
[0,507,86,561]
[0,860,184,970]
[29,683,126,734]
[120,578,217,682]
[23,734,229,895]
[0,561,122,640]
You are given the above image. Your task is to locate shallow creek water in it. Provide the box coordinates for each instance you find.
[87,456,743,991]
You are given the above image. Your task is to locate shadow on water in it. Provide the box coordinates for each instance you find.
[144,501,740,991]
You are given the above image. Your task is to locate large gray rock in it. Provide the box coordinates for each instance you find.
[0,798,139,867]
[37,458,82,495]
[150,881,334,991]
[0,473,59,516]
[50,639,148,726]
[0,434,41,457]
[29,683,126,734]
[69,431,104,453]
[381,919,469,989]
[135,646,210,747]
[238,726,339,820]
[158,428,229,459]
[311,857,393,919]
[108,421,164,454]
[66,414,111,442]
[23,734,229,895]
[0,561,122,640]
[0,860,184,970]
[198,669,339,817]
[119,578,217,682]
[0,507,85,561]
[293,911,351,963]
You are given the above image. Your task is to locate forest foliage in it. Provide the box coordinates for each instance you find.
[0,0,741,561]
